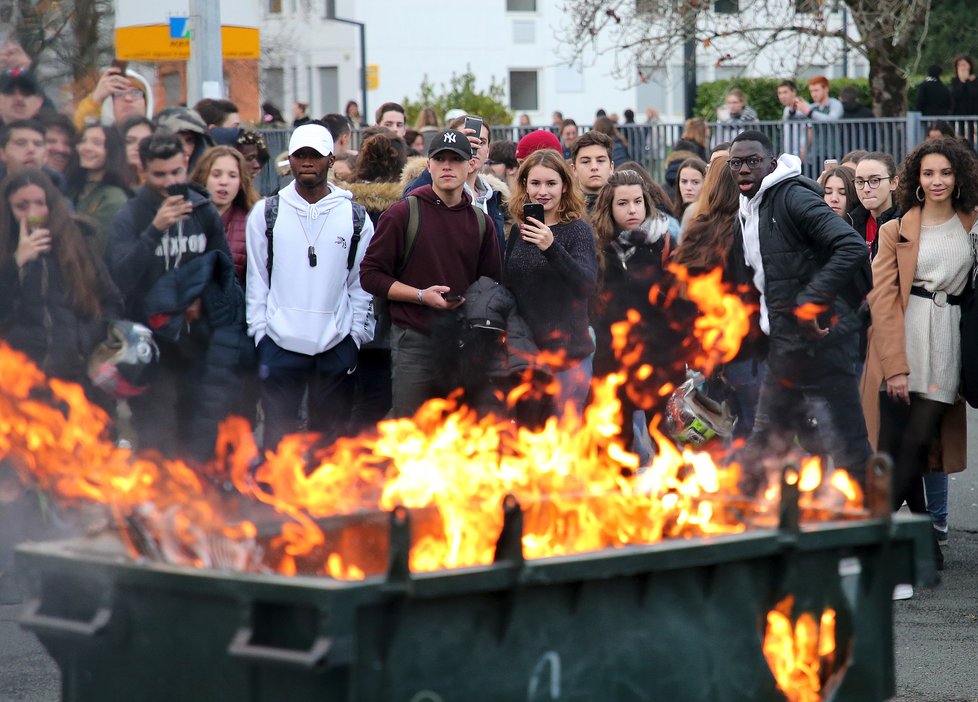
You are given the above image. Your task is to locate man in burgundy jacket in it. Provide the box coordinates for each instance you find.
[360,129,500,417]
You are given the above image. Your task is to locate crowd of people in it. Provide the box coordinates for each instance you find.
[3,40,978,603]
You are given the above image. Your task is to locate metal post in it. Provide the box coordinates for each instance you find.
[841,6,849,78]
[906,110,924,153]
[326,1,367,123]
[682,5,697,121]
[187,0,224,105]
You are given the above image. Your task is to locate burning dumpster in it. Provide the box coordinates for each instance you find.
[17,461,932,702]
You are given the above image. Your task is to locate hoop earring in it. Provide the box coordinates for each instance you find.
[916,186,925,202]
[956,186,962,200]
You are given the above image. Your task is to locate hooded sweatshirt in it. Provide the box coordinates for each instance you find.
[738,153,802,334]
[245,180,376,355]
[360,185,501,334]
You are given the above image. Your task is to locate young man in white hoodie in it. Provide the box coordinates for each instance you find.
[729,130,872,493]
[246,123,375,449]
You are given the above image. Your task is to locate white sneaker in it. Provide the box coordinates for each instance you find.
[892,584,914,600]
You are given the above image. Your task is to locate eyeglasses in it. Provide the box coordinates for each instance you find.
[112,89,144,101]
[727,157,767,171]
[853,176,891,189]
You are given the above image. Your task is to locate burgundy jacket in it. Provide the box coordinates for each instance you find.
[222,205,249,286]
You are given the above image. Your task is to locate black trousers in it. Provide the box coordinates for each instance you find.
[877,393,949,513]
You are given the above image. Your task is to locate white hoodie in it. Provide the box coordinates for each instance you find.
[245,181,375,355]
[738,153,802,335]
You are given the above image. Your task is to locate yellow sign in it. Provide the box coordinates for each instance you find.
[115,25,260,61]
[366,65,379,91]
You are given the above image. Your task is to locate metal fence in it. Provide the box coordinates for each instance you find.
[253,112,977,192]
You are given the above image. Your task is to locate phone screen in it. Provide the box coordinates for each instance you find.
[523,203,545,223]
[463,116,483,136]
[167,183,189,199]
[111,59,129,74]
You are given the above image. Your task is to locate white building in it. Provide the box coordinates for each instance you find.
[257,0,869,125]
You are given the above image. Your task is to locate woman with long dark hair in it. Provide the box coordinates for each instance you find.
[817,165,860,225]
[64,123,132,257]
[673,157,707,226]
[592,116,633,166]
[861,137,978,572]
[507,149,598,418]
[0,168,121,386]
[674,154,767,437]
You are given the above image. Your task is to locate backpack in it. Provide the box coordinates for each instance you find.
[772,180,872,311]
[263,194,367,283]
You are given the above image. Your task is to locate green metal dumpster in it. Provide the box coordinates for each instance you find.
[16,473,933,702]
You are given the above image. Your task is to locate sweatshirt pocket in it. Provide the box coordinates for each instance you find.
[268,306,340,356]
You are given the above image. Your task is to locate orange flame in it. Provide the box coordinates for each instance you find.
[794,303,827,322]
[763,596,839,702]
[0,261,865,579]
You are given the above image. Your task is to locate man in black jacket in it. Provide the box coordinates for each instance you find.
[730,130,872,489]
[107,131,233,459]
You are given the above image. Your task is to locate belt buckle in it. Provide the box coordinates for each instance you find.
[933,290,948,307]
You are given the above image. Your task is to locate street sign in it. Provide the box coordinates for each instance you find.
[114,1,260,61]
[366,64,378,91]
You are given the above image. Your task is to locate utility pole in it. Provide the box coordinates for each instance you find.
[326,0,367,123]
[187,0,224,104]
[682,2,697,120]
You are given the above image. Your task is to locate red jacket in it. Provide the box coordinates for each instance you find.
[222,205,249,286]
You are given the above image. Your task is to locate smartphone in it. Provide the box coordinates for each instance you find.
[523,203,545,223]
[442,293,463,303]
[166,183,189,199]
[111,59,128,74]
[823,158,838,170]
[463,116,483,137]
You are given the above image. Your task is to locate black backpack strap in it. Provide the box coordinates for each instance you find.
[347,201,367,272]
[264,194,279,283]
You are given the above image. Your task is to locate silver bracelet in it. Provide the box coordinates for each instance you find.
[417,288,426,304]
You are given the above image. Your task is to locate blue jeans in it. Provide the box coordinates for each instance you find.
[722,358,767,439]
[257,334,358,450]
[923,471,948,528]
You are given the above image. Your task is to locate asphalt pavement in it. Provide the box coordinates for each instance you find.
[2,415,978,701]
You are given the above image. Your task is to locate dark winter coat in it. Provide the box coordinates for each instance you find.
[0,234,123,384]
[916,77,951,116]
[107,182,231,323]
[950,77,978,116]
[142,250,251,460]
[461,275,541,378]
[754,177,868,373]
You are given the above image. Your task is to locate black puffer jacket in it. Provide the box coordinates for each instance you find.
[0,238,122,384]
[143,250,250,460]
[461,276,541,378]
[755,177,868,370]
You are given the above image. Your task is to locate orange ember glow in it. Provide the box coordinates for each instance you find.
[763,596,839,702]
[0,262,866,579]
[794,302,827,322]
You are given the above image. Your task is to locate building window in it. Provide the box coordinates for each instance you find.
[509,70,539,111]
[507,0,536,10]
[714,0,738,12]
[268,0,282,13]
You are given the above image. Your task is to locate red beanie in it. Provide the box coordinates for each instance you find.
[515,129,562,159]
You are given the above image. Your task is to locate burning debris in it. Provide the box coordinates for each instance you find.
[0,259,865,582]
[764,596,845,702]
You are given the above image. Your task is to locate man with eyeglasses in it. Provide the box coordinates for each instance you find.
[73,64,153,130]
[729,130,872,493]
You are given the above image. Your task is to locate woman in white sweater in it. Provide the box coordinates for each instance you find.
[860,137,978,571]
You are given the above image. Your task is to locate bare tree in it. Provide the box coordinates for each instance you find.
[557,0,932,116]
[2,0,115,101]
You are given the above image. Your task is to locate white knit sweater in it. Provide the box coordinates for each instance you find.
[904,215,973,403]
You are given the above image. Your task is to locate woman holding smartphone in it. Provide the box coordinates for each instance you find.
[0,168,122,387]
[505,149,598,418]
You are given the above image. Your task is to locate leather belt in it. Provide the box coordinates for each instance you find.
[909,285,964,307]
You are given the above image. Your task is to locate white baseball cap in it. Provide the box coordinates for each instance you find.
[288,124,334,157]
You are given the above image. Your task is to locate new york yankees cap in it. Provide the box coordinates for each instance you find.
[428,129,472,160]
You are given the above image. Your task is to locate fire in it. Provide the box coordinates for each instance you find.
[763,596,840,702]
[0,262,867,579]
[794,302,827,322]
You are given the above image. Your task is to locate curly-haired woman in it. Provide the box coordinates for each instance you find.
[860,137,978,570]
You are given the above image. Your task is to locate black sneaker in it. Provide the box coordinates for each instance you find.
[934,527,949,548]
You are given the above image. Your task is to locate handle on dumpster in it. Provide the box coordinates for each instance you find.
[227,627,335,669]
[19,598,112,637]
